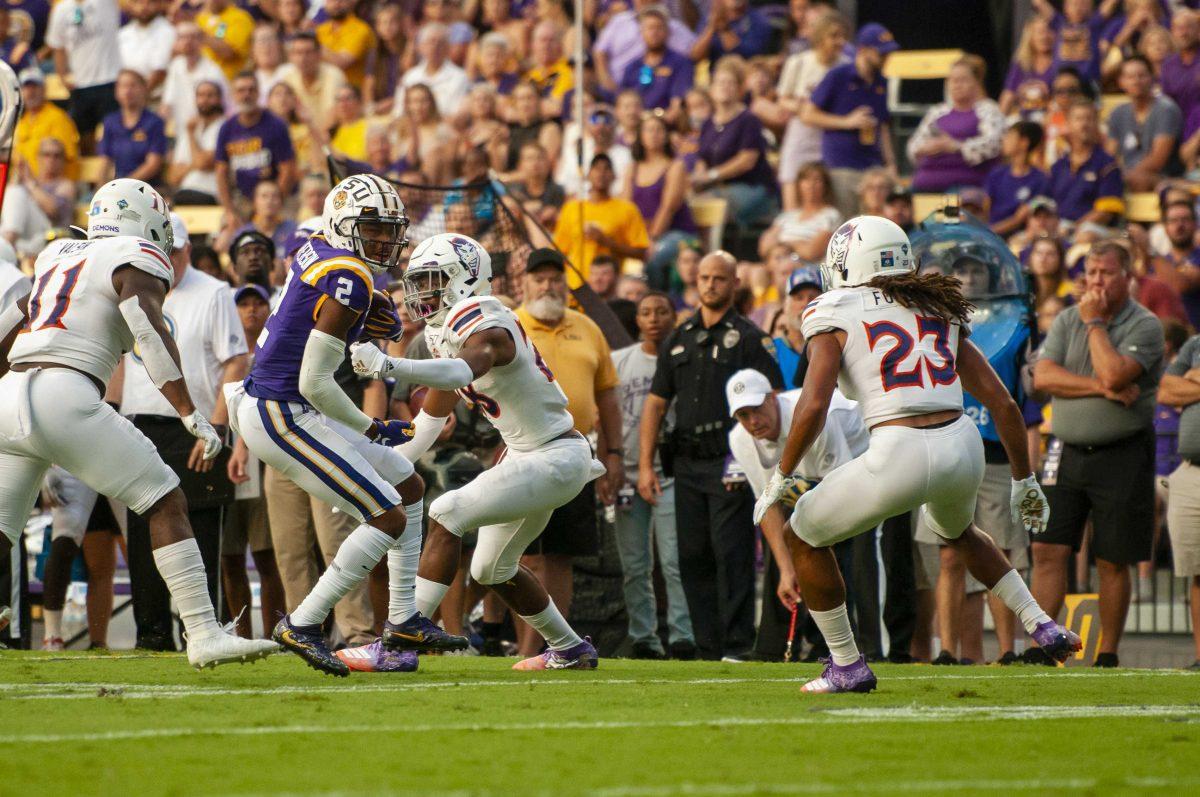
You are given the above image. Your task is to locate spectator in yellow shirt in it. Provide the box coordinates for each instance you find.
[553,154,650,288]
[197,0,255,81]
[524,20,573,119]
[329,85,369,161]
[316,0,376,88]
[12,69,80,181]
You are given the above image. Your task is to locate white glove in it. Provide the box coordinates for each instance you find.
[753,467,799,525]
[1011,474,1050,535]
[182,411,222,461]
[350,342,393,380]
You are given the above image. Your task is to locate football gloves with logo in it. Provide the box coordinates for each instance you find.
[1011,474,1050,535]
[363,290,404,341]
[350,342,393,380]
[371,418,415,446]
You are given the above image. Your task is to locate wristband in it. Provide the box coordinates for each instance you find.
[1084,319,1106,328]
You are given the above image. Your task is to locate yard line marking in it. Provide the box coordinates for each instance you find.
[2,705,1199,744]
[0,669,1194,701]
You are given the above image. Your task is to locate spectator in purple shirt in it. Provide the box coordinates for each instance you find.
[595,0,697,96]
[215,71,298,219]
[690,0,778,63]
[692,58,779,226]
[1035,0,1114,85]
[619,5,693,126]
[98,70,169,183]
[908,55,1004,193]
[986,120,1049,237]
[1161,10,1200,138]
[1000,16,1058,118]
[802,22,898,218]
[1047,100,1124,227]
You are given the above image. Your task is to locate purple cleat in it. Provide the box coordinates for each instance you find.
[513,637,599,671]
[335,639,419,673]
[800,656,878,694]
[1031,621,1083,663]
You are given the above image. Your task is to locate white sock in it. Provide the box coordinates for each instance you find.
[809,604,860,666]
[519,600,582,651]
[152,538,221,640]
[292,524,394,627]
[387,500,422,624]
[43,609,63,640]
[990,569,1052,634]
[415,576,451,618]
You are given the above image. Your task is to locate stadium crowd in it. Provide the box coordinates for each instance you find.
[1,0,1199,670]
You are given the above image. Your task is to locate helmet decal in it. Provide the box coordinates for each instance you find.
[450,236,480,277]
[332,190,348,210]
[828,221,857,276]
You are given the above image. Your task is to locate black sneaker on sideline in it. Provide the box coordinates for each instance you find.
[631,641,667,660]
[668,639,697,660]
[932,650,960,665]
[995,650,1020,666]
[1093,652,1119,668]
[887,650,916,664]
[1186,660,1200,671]
[1021,646,1057,666]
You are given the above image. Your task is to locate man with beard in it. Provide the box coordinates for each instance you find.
[512,249,623,657]
[1154,199,1200,330]
[638,251,783,660]
[316,0,375,88]
[171,80,226,205]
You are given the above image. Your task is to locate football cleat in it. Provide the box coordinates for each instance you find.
[512,637,599,671]
[336,639,419,672]
[1031,621,1083,663]
[272,615,349,677]
[186,631,280,670]
[381,613,469,653]
[800,656,878,694]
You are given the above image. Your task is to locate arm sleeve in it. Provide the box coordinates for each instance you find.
[1120,315,1166,375]
[649,334,676,399]
[906,105,943,162]
[1166,337,1200,377]
[210,287,249,364]
[395,409,449,462]
[388,356,475,390]
[299,329,373,433]
[1036,311,1069,364]
[959,101,1005,166]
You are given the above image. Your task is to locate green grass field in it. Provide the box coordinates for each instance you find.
[1,652,1197,796]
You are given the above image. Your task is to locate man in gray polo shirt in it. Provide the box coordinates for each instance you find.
[1157,336,1200,670]
[1032,240,1165,668]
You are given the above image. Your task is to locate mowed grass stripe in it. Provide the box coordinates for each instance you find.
[3,704,1199,743]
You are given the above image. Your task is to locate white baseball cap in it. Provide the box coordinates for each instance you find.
[169,212,188,251]
[725,369,773,416]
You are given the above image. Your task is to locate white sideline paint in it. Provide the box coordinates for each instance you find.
[1,705,1198,744]
[0,669,1193,702]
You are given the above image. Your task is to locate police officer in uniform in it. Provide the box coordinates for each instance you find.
[638,251,783,660]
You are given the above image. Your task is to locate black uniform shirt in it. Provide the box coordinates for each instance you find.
[650,308,784,434]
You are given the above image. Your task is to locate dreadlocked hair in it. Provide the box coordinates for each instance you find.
[865,271,975,325]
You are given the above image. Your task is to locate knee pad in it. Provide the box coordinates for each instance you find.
[470,554,517,586]
[427,493,464,538]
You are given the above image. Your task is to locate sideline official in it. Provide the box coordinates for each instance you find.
[116,213,248,649]
[638,251,783,660]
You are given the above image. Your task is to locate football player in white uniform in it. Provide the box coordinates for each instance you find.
[351,233,606,670]
[754,216,1080,693]
[0,178,279,668]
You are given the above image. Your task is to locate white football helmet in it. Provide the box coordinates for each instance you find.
[821,215,914,290]
[402,233,492,326]
[323,173,409,272]
[87,178,172,254]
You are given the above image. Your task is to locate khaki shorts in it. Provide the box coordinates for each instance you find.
[221,496,273,555]
[1167,462,1200,577]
